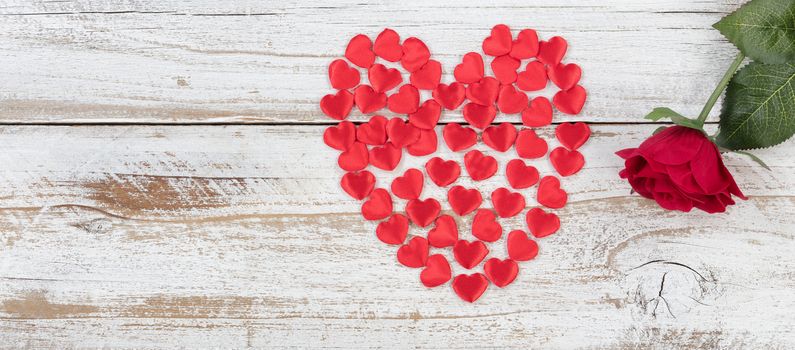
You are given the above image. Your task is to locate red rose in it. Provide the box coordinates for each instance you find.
[616,126,746,213]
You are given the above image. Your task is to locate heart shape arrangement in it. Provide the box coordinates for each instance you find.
[321,25,590,302]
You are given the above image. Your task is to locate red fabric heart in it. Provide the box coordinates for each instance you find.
[537,176,567,209]
[386,118,421,148]
[465,77,499,106]
[341,171,375,200]
[509,29,539,59]
[553,85,587,115]
[374,28,403,62]
[408,100,441,130]
[525,208,560,238]
[421,254,452,287]
[410,60,442,90]
[338,141,368,171]
[391,168,423,200]
[406,129,437,156]
[515,129,548,159]
[432,83,466,110]
[362,188,393,220]
[442,123,477,152]
[482,122,517,152]
[354,85,387,114]
[555,122,591,150]
[452,273,489,303]
[401,37,430,72]
[463,103,496,130]
[482,24,512,56]
[323,120,356,151]
[548,63,581,90]
[491,187,526,218]
[464,150,497,181]
[345,34,375,68]
[516,61,547,91]
[521,96,553,127]
[447,185,483,216]
[453,240,489,269]
[397,236,429,268]
[427,215,458,248]
[506,230,539,261]
[506,159,539,189]
[491,55,520,84]
[472,209,502,242]
[368,64,403,93]
[550,147,584,176]
[454,52,484,84]
[376,214,408,244]
[496,84,529,114]
[369,142,402,170]
[425,157,461,187]
[320,90,354,120]
[537,36,567,65]
[387,85,420,114]
[328,59,360,90]
[356,115,387,145]
[484,258,518,288]
[405,198,441,227]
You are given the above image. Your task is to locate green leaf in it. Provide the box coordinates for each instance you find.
[713,0,795,64]
[644,107,685,121]
[733,150,772,170]
[717,62,795,150]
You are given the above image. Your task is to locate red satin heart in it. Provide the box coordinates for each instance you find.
[320,90,354,120]
[550,147,585,176]
[387,85,420,114]
[491,55,520,84]
[505,159,539,189]
[465,77,499,106]
[453,240,489,269]
[537,36,567,65]
[537,176,567,209]
[548,63,581,90]
[521,96,553,127]
[462,103,496,130]
[397,236,429,268]
[464,150,497,181]
[386,118,420,148]
[425,157,460,187]
[516,61,547,92]
[410,60,442,90]
[491,187,526,218]
[369,142,402,170]
[553,85,587,115]
[328,59,360,90]
[406,129,437,156]
[341,170,375,200]
[338,141,368,171]
[345,34,375,68]
[482,122,517,152]
[408,100,441,130]
[496,84,528,114]
[362,188,393,220]
[374,28,403,62]
[432,83,466,110]
[509,29,539,59]
[506,230,539,261]
[555,122,591,150]
[442,123,477,152]
[368,64,403,93]
[354,85,387,114]
[525,208,560,238]
[447,185,482,216]
[427,215,458,248]
[454,52,484,84]
[356,115,387,145]
[515,128,548,159]
[482,24,512,56]
[376,214,408,244]
[421,254,452,287]
[484,258,518,288]
[472,209,502,242]
[405,198,441,227]
[401,37,430,72]
[452,273,489,303]
[323,120,356,151]
[391,168,423,200]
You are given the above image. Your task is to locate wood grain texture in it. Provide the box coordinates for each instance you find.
[0,125,793,349]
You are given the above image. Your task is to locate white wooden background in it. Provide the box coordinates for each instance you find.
[1,1,794,349]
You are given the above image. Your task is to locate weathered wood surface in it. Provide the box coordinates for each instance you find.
[0,125,793,349]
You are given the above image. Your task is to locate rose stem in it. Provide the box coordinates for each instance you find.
[696,52,745,124]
